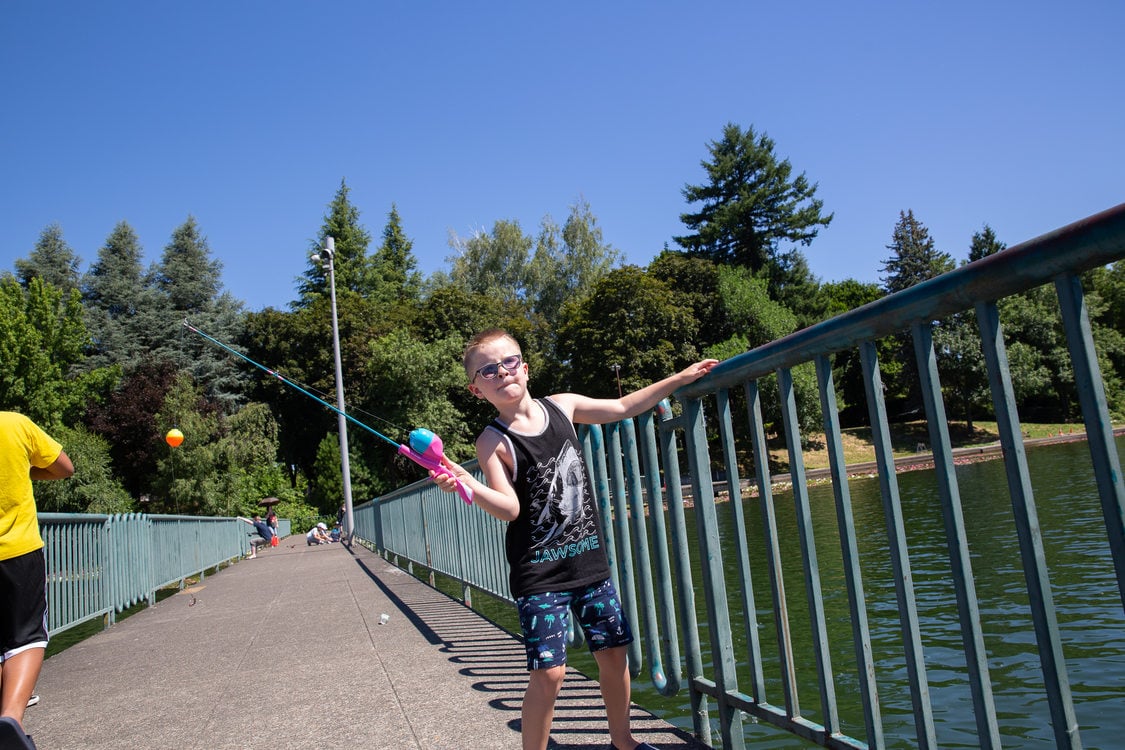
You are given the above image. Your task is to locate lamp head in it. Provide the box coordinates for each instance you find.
[311,237,336,264]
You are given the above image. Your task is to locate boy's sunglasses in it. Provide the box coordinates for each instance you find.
[472,354,523,382]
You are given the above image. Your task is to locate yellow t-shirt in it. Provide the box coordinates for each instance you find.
[0,411,62,560]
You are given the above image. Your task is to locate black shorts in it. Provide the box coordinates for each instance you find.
[0,548,49,661]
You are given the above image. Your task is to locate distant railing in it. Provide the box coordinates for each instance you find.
[356,203,1125,750]
[39,513,292,635]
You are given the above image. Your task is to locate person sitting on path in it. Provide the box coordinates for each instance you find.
[306,522,332,546]
[236,515,273,558]
[429,328,716,750]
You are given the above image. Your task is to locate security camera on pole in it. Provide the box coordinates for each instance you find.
[310,236,355,543]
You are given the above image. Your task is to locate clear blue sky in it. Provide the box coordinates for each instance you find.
[3,2,1122,312]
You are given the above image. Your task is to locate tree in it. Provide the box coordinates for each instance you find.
[880,210,955,294]
[447,219,534,302]
[81,221,155,370]
[879,211,956,416]
[967,224,1006,263]
[995,287,1070,420]
[675,123,832,299]
[307,432,375,514]
[216,402,304,516]
[934,225,1007,430]
[810,279,885,425]
[647,251,727,350]
[1088,262,1125,416]
[358,329,471,490]
[932,312,988,430]
[370,204,422,305]
[555,266,700,397]
[31,424,132,513]
[151,372,227,515]
[16,223,81,293]
[84,359,179,498]
[0,276,112,426]
[527,198,622,328]
[294,179,375,305]
[148,217,247,406]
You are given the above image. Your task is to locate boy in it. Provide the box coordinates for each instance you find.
[431,329,717,750]
[1,412,75,750]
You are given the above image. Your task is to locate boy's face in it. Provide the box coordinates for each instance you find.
[466,336,527,404]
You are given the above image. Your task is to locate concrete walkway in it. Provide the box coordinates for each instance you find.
[26,538,708,750]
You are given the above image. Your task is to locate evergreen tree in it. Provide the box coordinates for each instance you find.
[81,221,155,370]
[148,217,247,406]
[675,122,832,301]
[967,223,1006,263]
[294,179,374,306]
[880,210,955,294]
[370,204,422,305]
[16,223,82,293]
[879,211,955,416]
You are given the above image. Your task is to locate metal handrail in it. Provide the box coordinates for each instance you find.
[360,203,1125,749]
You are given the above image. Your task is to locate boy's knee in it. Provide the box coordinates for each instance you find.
[528,664,567,693]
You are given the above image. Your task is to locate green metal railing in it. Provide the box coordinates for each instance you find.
[39,513,292,635]
[356,203,1125,749]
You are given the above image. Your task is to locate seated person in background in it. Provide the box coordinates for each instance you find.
[330,523,342,542]
[236,515,273,558]
[306,522,332,545]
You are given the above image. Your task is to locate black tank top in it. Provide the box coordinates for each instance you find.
[485,397,611,598]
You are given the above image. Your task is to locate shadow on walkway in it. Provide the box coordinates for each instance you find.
[28,538,706,750]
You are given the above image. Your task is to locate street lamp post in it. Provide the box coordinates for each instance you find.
[610,364,622,397]
[311,236,355,543]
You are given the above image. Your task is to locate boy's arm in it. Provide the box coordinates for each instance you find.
[557,359,719,425]
[30,450,74,481]
[431,431,521,522]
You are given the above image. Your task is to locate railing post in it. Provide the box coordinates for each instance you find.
[976,300,1081,749]
[683,396,744,750]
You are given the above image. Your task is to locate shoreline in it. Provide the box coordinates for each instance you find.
[702,426,1124,503]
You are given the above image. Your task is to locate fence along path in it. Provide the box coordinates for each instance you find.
[27,536,707,750]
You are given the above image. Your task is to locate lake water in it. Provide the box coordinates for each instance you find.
[605,436,1125,749]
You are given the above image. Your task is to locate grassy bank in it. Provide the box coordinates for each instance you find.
[774,421,1103,473]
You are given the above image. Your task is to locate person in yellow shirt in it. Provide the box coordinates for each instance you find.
[0,412,74,748]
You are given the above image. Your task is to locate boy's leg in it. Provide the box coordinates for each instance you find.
[522,664,565,750]
[572,579,641,749]
[516,591,574,750]
[593,645,639,750]
[0,648,44,728]
[0,550,48,729]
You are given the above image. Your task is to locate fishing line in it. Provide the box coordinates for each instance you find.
[182,319,401,448]
[182,319,473,504]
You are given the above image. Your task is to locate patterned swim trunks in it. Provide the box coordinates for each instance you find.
[516,578,634,671]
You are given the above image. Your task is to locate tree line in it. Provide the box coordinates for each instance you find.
[4,122,1123,525]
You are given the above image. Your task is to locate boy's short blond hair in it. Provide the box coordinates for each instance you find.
[462,328,521,378]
